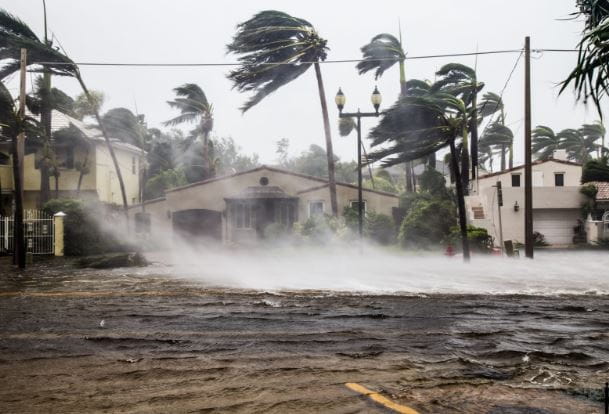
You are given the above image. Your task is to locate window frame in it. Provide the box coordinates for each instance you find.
[511,173,521,187]
[554,172,565,187]
[349,200,367,213]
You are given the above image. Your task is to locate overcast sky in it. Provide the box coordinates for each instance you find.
[1,0,597,165]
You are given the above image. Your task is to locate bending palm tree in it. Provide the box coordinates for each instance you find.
[479,122,514,171]
[532,126,562,161]
[0,8,130,216]
[357,32,420,189]
[433,63,484,189]
[580,121,607,157]
[226,10,338,215]
[163,84,214,180]
[560,128,597,163]
[367,93,472,261]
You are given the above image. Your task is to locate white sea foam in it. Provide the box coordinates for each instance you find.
[149,244,609,296]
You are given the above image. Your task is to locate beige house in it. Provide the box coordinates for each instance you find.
[130,165,399,243]
[466,158,585,246]
[0,110,144,213]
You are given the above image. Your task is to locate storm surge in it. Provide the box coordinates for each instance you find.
[160,246,609,296]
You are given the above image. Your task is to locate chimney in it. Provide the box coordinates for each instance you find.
[552,149,568,161]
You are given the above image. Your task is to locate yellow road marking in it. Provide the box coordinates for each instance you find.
[345,382,420,414]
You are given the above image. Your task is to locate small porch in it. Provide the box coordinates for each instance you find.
[225,185,298,244]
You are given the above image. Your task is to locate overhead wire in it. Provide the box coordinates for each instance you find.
[32,48,577,68]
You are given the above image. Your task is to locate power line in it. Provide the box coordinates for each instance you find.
[33,48,577,68]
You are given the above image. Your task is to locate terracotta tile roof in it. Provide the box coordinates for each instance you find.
[588,181,609,200]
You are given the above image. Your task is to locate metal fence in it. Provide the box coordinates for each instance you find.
[0,210,55,255]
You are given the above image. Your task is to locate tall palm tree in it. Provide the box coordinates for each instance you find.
[433,63,484,191]
[357,33,420,190]
[163,84,214,180]
[560,128,598,163]
[479,122,514,171]
[0,81,39,267]
[580,121,607,157]
[357,33,407,95]
[226,10,338,216]
[367,93,471,261]
[532,126,562,161]
[0,8,130,217]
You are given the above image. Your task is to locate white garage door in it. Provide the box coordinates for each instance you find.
[533,209,579,245]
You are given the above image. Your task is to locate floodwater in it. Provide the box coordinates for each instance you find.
[0,250,608,413]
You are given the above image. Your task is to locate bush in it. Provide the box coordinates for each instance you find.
[144,169,187,200]
[44,198,132,256]
[363,175,398,194]
[581,157,609,183]
[366,211,396,245]
[398,199,456,249]
[447,225,494,253]
[418,166,451,198]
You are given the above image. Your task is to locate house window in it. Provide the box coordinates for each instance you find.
[350,200,367,213]
[554,173,565,187]
[276,201,295,225]
[0,152,10,165]
[309,201,324,217]
[232,203,255,229]
[132,156,136,174]
[511,174,521,187]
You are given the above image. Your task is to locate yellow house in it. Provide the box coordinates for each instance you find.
[0,110,144,213]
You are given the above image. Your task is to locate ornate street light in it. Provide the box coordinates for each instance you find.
[335,86,383,239]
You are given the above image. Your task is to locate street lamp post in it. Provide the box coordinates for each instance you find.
[335,86,382,239]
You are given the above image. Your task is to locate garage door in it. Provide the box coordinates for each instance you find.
[533,209,579,245]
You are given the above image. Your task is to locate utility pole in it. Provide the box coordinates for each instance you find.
[495,181,504,255]
[524,36,533,259]
[13,49,27,268]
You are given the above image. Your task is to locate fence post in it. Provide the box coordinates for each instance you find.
[53,212,65,257]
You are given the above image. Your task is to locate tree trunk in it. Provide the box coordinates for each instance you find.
[500,144,506,171]
[39,70,52,207]
[449,137,471,262]
[313,62,338,216]
[76,147,90,194]
[461,127,470,195]
[54,173,59,198]
[411,162,416,190]
[428,152,436,170]
[11,133,25,268]
[509,141,514,169]
[76,74,129,220]
[405,162,413,192]
[470,93,479,180]
[399,59,407,97]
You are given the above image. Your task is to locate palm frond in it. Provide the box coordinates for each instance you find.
[356,33,404,79]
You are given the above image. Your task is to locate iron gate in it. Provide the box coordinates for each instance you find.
[0,210,55,255]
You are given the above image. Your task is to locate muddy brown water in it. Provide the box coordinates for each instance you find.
[0,259,607,413]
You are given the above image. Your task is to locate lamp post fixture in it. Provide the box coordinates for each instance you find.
[335,86,382,239]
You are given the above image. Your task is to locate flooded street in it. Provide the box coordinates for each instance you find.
[0,254,608,413]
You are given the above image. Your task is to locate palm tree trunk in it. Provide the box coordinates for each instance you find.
[399,59,407,96]
[76,147,90,194]
[509,141,514,169]
[39,70,52,207]
[449,137,470,262]
[313,62,338,216]
[500,144,506,171]
[202,128,211,179]
[405,162,413,192]
[11,133,25,268]
[470,93,479,180]
[461,127,470,195]
[428,152,436,169]
[76,73,129,220]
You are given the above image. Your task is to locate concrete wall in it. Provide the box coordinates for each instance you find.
[298,185,397,219]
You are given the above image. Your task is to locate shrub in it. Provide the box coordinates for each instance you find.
[366,211,396,245]
[144,169,187,200]
[581,157,609,183]
[447,225,494,253]
[43,198,132,256]
[418,166,451,198]
[398,199,456,249]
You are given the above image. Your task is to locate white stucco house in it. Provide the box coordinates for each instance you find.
[466,156,585,246]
